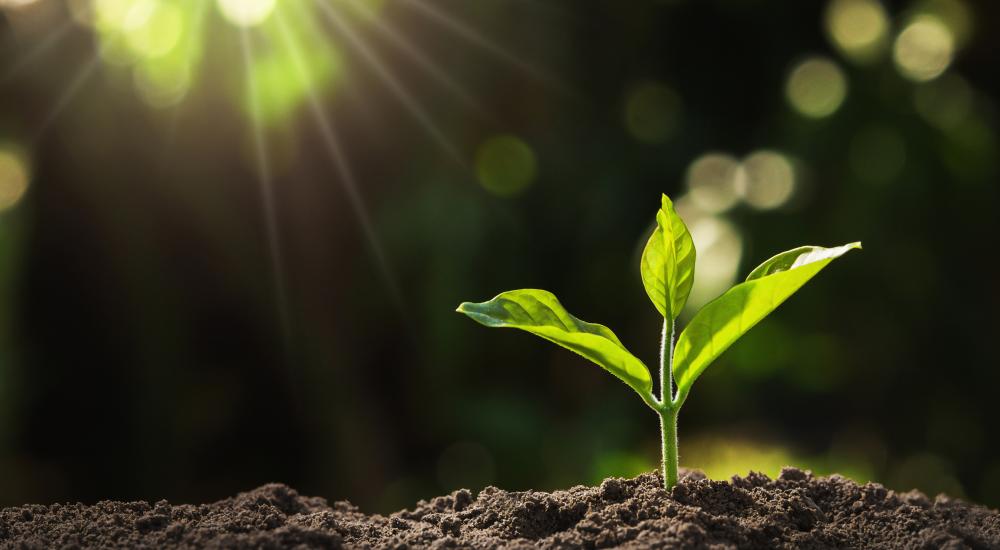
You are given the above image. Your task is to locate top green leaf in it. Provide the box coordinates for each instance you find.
[671,242,861,405]
[640,194,696,321]
[457,289,652,397]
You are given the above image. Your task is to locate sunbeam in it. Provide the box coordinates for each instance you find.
[241,25,293,352]
[340,0,487,120]
[272,5,405,310]
[398,0,577,98]
[310,0,464,162]
[3,0,570,317]
[0,15,76,84]
[32,45,101,140]
[157,0,211,164]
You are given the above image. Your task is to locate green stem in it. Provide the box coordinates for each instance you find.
[660,406,679,489]
[659,318,679,489]
[660,318,674,402]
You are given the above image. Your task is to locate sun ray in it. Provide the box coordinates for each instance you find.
[398,0,577,97]
[310,0,464,162]
[1,16,77,84]
[340,0,487,120]
[31,46,102,141]
[240,25,293,351]
[272,5,404,310]
[159,0,212,163]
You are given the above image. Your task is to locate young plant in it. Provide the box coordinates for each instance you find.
[457,195,860,489]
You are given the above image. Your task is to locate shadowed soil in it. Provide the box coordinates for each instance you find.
[2,468,998,548]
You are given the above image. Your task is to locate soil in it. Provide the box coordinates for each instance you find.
[2,468,998,549]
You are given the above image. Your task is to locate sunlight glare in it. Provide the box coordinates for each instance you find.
[217,0,276,28]
[123,0,184,59]
[0,0,41,8]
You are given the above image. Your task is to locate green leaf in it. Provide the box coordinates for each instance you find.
[457,289,652,396]
[672,242,861,403]
[640,194,696,321]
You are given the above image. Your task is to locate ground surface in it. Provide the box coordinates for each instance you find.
[2,468,998,549]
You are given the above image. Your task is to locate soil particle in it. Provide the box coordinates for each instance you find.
[2,468,998,549]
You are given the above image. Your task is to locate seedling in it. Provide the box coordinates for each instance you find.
[457,195,860,489]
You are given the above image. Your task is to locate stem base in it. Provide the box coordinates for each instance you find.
[660,407,679,489]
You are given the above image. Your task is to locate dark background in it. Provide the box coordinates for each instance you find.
[1,0,998,512]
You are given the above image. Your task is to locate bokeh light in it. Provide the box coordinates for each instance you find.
[914,0,972,48]
[685,153,741,214]
[623,82,682,144]
[245,10,345,126]
[216,0,276,28]
[685,215,742,311]
[0,0,41,8]
[0,147,30,213]
[67,0,96,26]
[824,0,890,64]
[684,434,876,485]
[914,74,972,131]
[91,0,204,107]
[683,436,794,481]
[134,56,192,107]
[2,0,999,515]
[475,135,537,197]
[122,1,184,59]
[849,125,906,185]
[785,57,848,119]
[737,150,796,210]
[893,15,954,82]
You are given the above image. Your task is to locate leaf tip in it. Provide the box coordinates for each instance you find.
[456,302,471,314]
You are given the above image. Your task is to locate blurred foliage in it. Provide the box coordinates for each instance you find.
[0,0,999,513]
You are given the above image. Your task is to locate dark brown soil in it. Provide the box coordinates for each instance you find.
[2,468,998,549]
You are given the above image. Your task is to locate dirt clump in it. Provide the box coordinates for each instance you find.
[2,468,998,548]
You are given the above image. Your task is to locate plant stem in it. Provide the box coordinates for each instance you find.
[660,406,679,489]
[660,319,674,403]
[659,318,679,489]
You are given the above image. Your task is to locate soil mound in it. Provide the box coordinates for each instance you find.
[2,468,998,548]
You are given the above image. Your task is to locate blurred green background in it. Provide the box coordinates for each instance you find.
[1,0,998,512]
